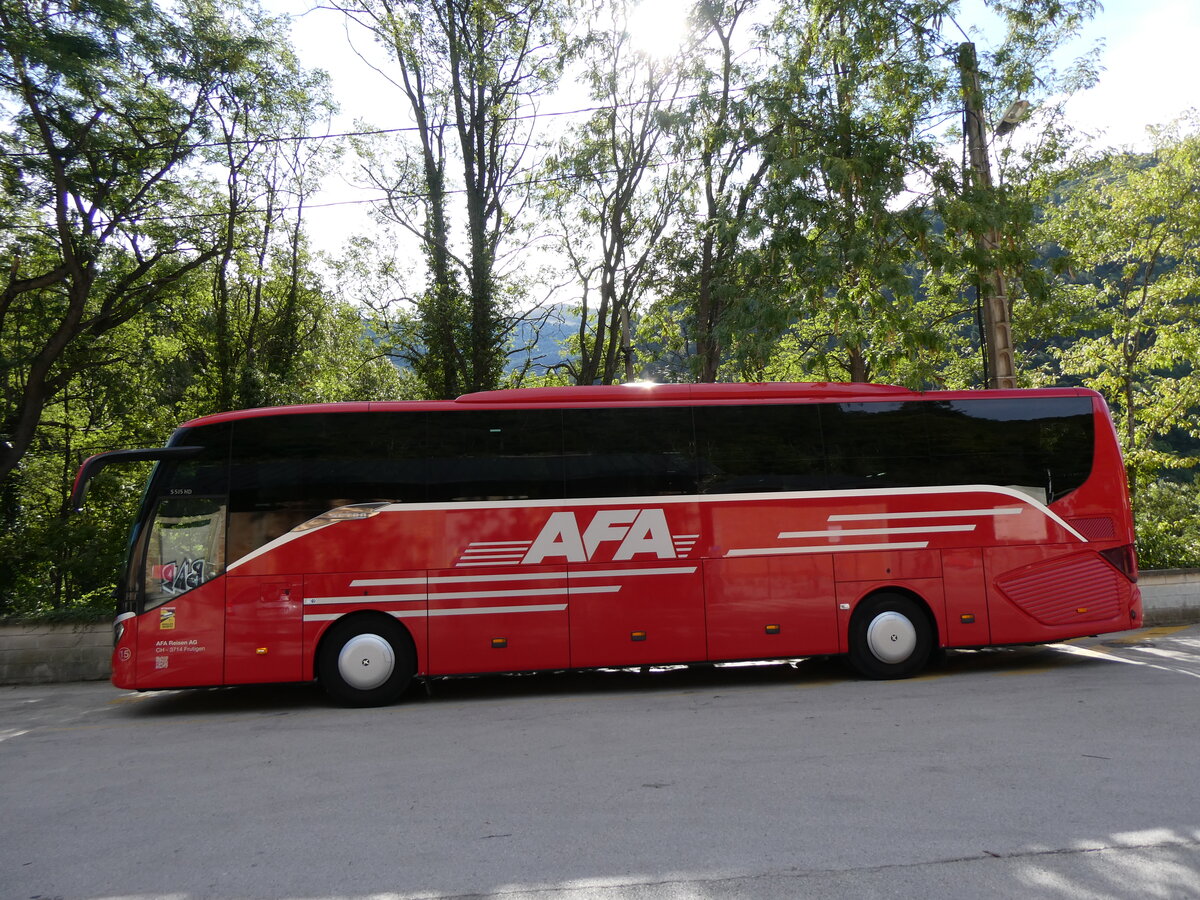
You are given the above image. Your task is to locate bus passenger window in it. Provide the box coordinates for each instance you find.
[695,404,825,493]
[563,407,698,497]
[822,402,933,488]
[426,409,564,501]
[228,412,430,559]
[928,398,1094,499]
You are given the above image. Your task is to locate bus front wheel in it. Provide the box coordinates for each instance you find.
[317,615,415,707]
[847,593,933,679]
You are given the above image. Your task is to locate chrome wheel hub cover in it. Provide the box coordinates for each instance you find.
[338,634,395,691]
[866,611,917,664]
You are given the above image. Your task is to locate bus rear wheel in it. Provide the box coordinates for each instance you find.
[318,616,415,707]
[848,593,933,680]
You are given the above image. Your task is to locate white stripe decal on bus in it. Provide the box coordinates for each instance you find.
[425,604,569,617]
[777,524,977,539]
[726,541,930,557]
[228,485,1086,572]
[305,594,426,606]
[826,507,1024,521]
[349,567,697,587]
[363,486,1045,513]
[306,586,617,606]
[303,603,569,623]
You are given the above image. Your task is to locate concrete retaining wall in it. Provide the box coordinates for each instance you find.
[2,570,1199,685]
[1139,568,1200,625]
[0,622,110,685]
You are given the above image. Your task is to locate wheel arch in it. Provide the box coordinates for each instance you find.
[312,610,418,682]
[849,585,941,649]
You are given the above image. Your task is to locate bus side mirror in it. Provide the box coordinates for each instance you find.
[69,446,204,512]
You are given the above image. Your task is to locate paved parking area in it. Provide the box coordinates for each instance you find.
[2,625,1199,899]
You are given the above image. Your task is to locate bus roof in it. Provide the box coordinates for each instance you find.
[179,382,1101,428]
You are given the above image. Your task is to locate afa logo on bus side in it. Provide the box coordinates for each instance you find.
[522,508,682,563]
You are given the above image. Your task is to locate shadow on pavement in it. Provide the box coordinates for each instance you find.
[109,641,1109,717]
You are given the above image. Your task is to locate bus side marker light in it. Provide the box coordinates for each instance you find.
[491,638,507,649]
[1077,608,1088,615]
[256,647,268,655]
[960,614,975,624]
[765,624,781,635]
[631,631,647,642]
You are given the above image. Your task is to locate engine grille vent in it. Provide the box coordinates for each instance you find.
[996,554,1123,625]
[1066,516,1117,541]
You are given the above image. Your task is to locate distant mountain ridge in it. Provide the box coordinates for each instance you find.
[506,304,578,373]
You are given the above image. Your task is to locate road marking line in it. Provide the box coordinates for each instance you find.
[1103,625,1190,646]
[1050,641,1200,680]
[1129,646,1198,662]
[1050,644,1140,665]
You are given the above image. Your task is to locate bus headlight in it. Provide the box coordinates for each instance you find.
[113,612,136,647]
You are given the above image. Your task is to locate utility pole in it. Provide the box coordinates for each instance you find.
[959,42,1017,390]
[619,304,636,383]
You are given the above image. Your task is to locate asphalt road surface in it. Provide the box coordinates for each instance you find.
[3,625,1200,900]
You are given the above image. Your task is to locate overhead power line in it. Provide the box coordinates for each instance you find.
[2,95,964,233]
[2,152,717,231]
[4,58,941,161]
[0,88,754,160]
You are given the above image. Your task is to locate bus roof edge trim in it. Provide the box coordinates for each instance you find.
[453,382,915,404]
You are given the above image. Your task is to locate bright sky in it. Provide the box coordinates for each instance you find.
[276,0,1200,253]
[1064,0,1200,148]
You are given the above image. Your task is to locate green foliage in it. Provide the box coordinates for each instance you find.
[334,0,571,397]
[630,0,1103,388]
[1040,114,1200,504]
[0,0,416,620]
[536,0,687,384]
[1134,478,1200,571]
[504,369,574,389]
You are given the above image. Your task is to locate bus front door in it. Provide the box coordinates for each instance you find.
[224,576,304,684]
[134,579,226,689]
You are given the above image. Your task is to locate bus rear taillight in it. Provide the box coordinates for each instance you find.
[1100,544,1138,582]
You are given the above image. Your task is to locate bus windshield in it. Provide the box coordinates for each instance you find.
[136,454,229,612]
[142,494,227,608]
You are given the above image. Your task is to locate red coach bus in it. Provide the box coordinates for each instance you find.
[72,382,1141,706]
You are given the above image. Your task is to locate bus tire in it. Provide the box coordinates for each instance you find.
[317,615,414,707]
[847,593,933,680]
